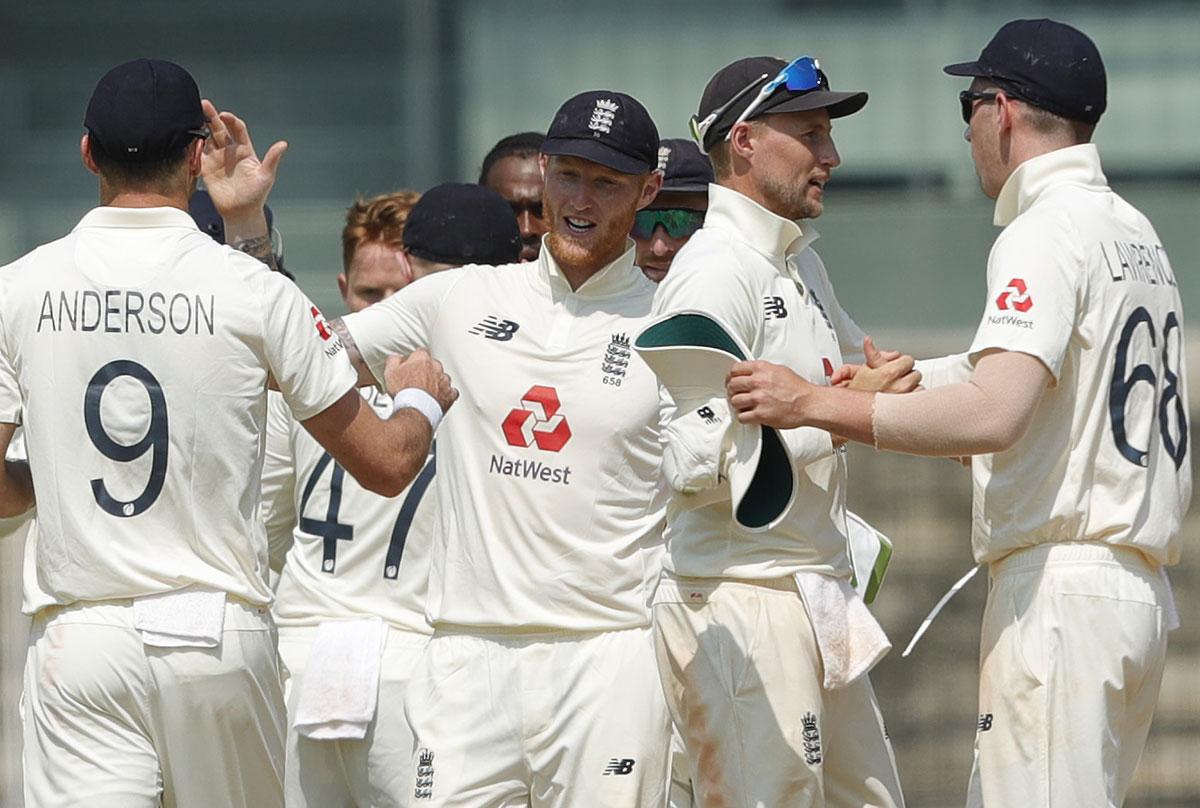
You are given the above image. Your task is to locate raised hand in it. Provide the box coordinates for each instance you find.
[199,99,288,236]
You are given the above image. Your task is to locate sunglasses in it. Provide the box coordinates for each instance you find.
[631,208,706,240]
[959,90,999,124]
[690,56,828,150]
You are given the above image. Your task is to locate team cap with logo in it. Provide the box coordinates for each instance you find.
[693,56,867,152]
[657,138,715,194]
[541,90,660,175]
[403,182,522,267]
[943,18,1107,124]
[84,59,208,161]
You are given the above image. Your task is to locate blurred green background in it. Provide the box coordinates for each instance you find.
[0,1,1196,806]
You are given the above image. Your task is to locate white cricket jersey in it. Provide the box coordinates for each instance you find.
[0,206,356,606]
[264,388,433,634]
[343,242,666,631]
[650,184,864,579]
[966,144,1191,565]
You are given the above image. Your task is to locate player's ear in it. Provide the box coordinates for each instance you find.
[337,272,350,306]
[186,139,204,177]
[635,170,663,212]
[727,121,755,164]
[81,134,100,176]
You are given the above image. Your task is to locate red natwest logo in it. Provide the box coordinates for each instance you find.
[995,279,1032,312]
[311,306,333,341]
[503,385,572,452]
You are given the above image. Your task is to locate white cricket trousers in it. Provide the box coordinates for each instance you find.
[653,574,905,808]
[278,624,429,808]
[22,597,285,808]
[966,542,1172,808]
[403,625,671,807]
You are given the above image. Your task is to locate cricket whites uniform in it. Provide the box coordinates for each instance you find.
[343,242,671,807]
[0,206,356,808]
[647,184,903,808]
[263,386,435,808]
[961,144,1189,808]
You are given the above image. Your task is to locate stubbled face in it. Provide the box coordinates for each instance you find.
[541,154,651,278]
[964,78,1004,199]
[338,241,412,312]
[751,108,840,220]
[484,154,547,261]
[633,190,708,283]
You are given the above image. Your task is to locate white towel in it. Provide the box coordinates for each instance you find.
[294,617,387,740]
[133,586,226,648]
[794,572,891,690]
[1161,568,1181,632]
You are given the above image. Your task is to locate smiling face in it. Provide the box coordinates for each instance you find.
[749,108,840,220]
[540,153,660,281]
[338,241,413,313]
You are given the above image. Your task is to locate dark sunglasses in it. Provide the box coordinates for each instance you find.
[631,208,705,240]
[959,90,999,124]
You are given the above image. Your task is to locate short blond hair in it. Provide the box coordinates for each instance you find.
[341,190,421,273]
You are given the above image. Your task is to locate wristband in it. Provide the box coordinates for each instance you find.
[392,388,443,432]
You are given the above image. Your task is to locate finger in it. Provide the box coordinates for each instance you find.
[220,111,254,150]
[893,371,923,392]
[408,348,429,361]
[862,335,881,367]
[829,364,855,386]
[736,407,761,424]
[882,354,915,378]
[726,375,754,395]
[202,99,231,148]
[727,361,757,378]
[729,392,756,412]
[877,350,901,362]
[261,140,289,176]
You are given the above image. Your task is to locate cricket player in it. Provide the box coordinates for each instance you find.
[726,21,1189,807]
[329,91,672,806]
[637,56,912,807]
[631,137,713,284]
[2,60,454,808]
[264,184,520,808]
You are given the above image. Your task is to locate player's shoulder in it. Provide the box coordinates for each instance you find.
[659,231,761,299]
[994,202,1082,267]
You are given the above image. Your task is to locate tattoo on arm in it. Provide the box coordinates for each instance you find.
[231,234,280,274]
[329,317,374,386]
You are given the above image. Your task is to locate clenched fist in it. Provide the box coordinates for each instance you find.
[384,349,459,413]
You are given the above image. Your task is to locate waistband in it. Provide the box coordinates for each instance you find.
[34,594,272,630]
[431,623,651,643]
[989,542,1159,577]
[662,571,806,592]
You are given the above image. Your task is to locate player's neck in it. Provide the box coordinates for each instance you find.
[100,190,189,211]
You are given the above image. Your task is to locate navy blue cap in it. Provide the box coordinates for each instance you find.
[656,138,714,193]
[85,59,207,161]
[403,183,522,267]
[542,91,659,174]
[944,19,1106,124]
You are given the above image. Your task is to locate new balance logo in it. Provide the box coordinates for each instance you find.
[697,406,718,425]
[802,712,822,765]
[469,316,520,341]
[978,713,993,732]
[763,296,788,319]
[603,758,635,775]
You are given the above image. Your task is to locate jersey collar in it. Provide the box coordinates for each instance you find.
[74,206,201,231]
[536,236,644,298]
[702,183,820,267]
[993,143,1109,227]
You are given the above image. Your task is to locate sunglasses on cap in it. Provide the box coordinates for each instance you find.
[690,56,828,150]
[631,208,706,240]
[959,90,999,124]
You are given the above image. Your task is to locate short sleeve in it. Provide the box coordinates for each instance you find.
[968,214,1081,382]
[342,269,463,387]
[260,273,357,421]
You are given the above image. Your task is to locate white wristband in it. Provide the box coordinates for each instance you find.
[391,388,443,432]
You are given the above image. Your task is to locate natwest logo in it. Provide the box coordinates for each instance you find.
[502,385,572,452]
[995,278,1032,312]
[311,306,334,340]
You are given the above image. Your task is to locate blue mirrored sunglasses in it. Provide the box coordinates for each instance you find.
[690,56,827,150]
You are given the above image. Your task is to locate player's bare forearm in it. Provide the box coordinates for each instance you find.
[0,459,34,518]
[328,317,377,387]
[229,231,279,274]
[301,388,431,497]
